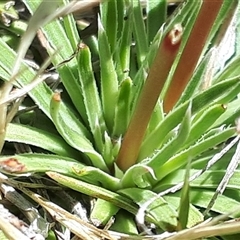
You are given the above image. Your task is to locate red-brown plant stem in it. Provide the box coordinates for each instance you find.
[116,24,183,171]
[163,0,224,113]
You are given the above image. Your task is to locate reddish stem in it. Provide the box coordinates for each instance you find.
[116,24,183,171]
[163,0,224,112]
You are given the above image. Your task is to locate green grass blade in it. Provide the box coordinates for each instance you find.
[165,189,240,218]
[215,56,240,82]
[100,0,117,52]
[50,92,108,171]
[46,171,160,226]
[212,95,240,128]
[113,77,132,137]
[61,0,80,49]
[110,210,139,234]
[188,189,240,216]
[132,0,148,65]
[146,0,166,44]
[23,0,89,124]
[72,166,120,190]
[161,170,240,191]
[5,123,78,158]
[139,102,192,164]
[152,127,236,181]
[119,188,178,231]
[183,104,226,148]
[0,32,92,144]
[178,160,191,230]
[165,196,203,229]
[90,199,119,226]
[98,17,119,132]
[0,153,82,176]
[118,7,133,79]
[78,43,106,151]
[191,77,240,111]
[140,101,189,160]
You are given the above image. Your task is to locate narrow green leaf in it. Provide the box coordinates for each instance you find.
[98,17,119,132]
[165,190,240,220]
[46,172,159,226]
[90,199,119,226]
[0,153,82,176]
[215,56,240,82]
[78,43,106,151]
[5,123,78,159]
[152,127,236,181]
[0,38,92,147]
[50,92,108,172]
[72,166,120,191]
[183,104,226,148]
[116,0,124,40]
[146,100,165,136]
[100,0,117,52]
[113,77,132,137]
[178,160,191,230]
[110,210,139,234]
[119,188,178,231]
[189,189,240,216]
[146,0,166,44]
[139,102,189,161]
[164,196,203,228]
[101,131,116,167]
[141,102,192,167]
[0,153,120,188]
[132,0,148,65]
[62,0,80,49]
[206,169,240,192]
[24,0,89,124]
[212,95,240,128]
[119,7,133,79]
[191,77,240,112]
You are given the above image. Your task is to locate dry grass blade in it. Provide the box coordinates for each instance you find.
[0,173,49,238]
[166,217,240,240]
[0,214,30,240]
[204,135,240,215]
[8,183,117,240]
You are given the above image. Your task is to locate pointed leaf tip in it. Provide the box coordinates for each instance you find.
[52,92,61,102]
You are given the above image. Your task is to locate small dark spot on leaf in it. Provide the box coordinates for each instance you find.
[221,104,227,110]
